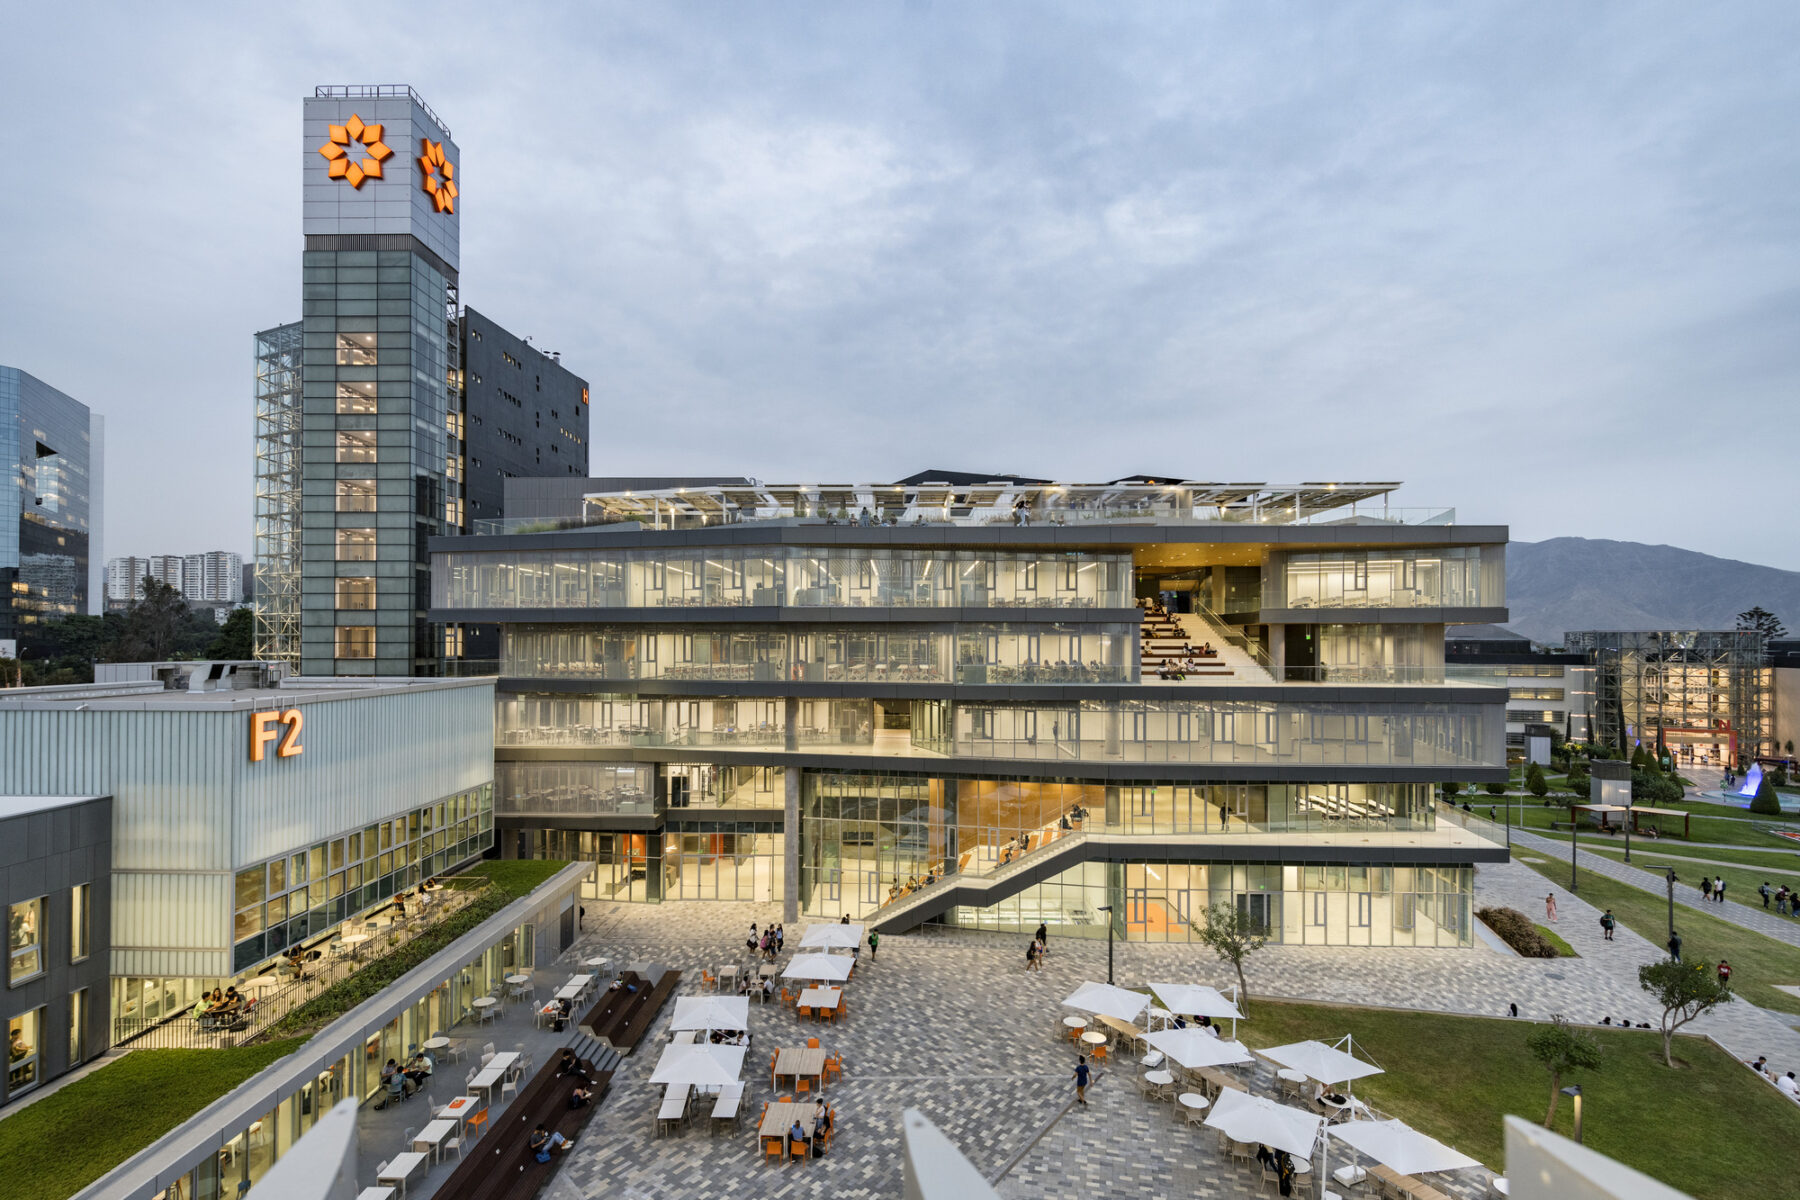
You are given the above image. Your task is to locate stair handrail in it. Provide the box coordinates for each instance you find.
[1187,596,1277,676]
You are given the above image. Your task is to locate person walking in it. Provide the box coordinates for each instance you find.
[1700,876,1713,902]
[867,929,879,960]
[1025,940,1040,972]
[1545,892,1558,922]
[1668,929,1683,964]
[1035,921,1049,956]
[1718,959,1733,987]
[1760,882,1772,909]
[1072,1054,1091,1105]
[1599,909,1616,941]
[1714,877,1726,904]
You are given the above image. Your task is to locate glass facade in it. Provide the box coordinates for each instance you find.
[799,771,1439,919]
[911,697,1500,767]
[497,761,654,816]
[1566,630,1773,764]
[8,897,44,985]
[501,622,1133,684]
[228,785,493,973]
[498,693,868,749]
[1272,546,1503,611]
[439,547,1134,611]
[0,367,96,647]
[1314,624,1438,682]
[936,860,1472,947]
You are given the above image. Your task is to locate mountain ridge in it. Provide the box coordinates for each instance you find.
[1502,537,1799,645]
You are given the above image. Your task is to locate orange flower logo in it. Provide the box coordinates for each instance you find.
[316,113,393,189]
[418,139,458,214]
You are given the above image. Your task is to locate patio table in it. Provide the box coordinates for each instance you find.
[775,1046,827,1091]
[376,1151,426,1198]
[413,1119,454,1160]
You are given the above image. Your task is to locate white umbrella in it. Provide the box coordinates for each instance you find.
[1329,1118,1481,1176]
[1147,983,1242,1021]
[799,923,864,949]
[648,1043,746,1087]
[670,995,750,1033]
[783,954,854,982]
[1060,981,1150,1023]
[1203,1088,1324,1159]
[1143,1028,1254,1070]
[1257,1038,1384,1089]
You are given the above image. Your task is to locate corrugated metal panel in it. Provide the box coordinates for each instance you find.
[111,872,231,950]
[111,947,231,979]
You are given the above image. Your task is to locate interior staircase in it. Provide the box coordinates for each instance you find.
[1175,613,1274,682]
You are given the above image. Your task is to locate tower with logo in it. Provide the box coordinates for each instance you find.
[300,86,462,675]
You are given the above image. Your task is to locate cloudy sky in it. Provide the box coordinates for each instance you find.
[3,2,1796,568]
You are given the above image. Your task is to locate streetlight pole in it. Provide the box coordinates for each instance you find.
[1570,805,1579,893]
[1097,905,1115,985]
[1665,868,1678,945]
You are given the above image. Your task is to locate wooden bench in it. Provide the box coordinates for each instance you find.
[432,1053,612,1200]
[579,968,682,1054]
[1369,1164,1452,1200]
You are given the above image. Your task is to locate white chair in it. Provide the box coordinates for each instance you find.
[500,1076,518,1105]
[483,1042,496,1060]
[402,1126,416,1151]
[441,1126,466,1161]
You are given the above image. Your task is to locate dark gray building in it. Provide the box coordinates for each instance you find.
[1,367,103,656]
[458,307,590,529]
[3,794,111,1105]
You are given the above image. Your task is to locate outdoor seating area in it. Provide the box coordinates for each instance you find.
[580,966,682,1053]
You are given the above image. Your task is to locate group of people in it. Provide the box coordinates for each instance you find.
[1697,875,1730,903]
[886,871,939,901]
[786,1096,835,1156]
[1024,922,1052,971]
[1745,1056,1800,1101]
[375,1048,434,1106]
[556,1047,598,1109]
[1152,653,1215,680]
[749,923,786,960]
[193,986,252,1027]
[1756,882,1800,916]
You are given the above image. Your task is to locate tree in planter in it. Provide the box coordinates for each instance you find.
[1197,901,1267,1014]
[1442,781,1462,798]
[1749,774,1783,816]
[1526,762,1549,799]
[1638,959,1732,1067]
[1525,1014,1603,1126]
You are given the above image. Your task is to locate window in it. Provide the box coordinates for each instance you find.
[8,898,44,986]
[446,497,464,527]
[68,988,87,1066]
[335,529,377,562]
[70,885,89,963]
[8,1009,41,1093]
[443,626,464,657]
[335,626,376,659]
[335,331,377,365]
[335,479,377,513]
[336,431,377,463]
[335,577,376,611]
[446,410,465,439]
[335,381,377,414]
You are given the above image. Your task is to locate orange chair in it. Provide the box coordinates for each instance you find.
[797,1005,811,1022]
[824,1055,843,1083]
[788,1138,808,1162]
[1091,1043,1108,1062]
[769,1055,779,1089]
[796,1076,810,1094]
[806,1037,820,1049]
[701,970,717,992]
[781,989,795,1008]
[465,1108,489,1138]
[765,1137,784,1161]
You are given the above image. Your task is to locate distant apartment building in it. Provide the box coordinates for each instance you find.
[1,366,103,658]
[1445,625,1592,752]
[1564,629,1773,768]
[105,552,243,609]
[252,86,588,674]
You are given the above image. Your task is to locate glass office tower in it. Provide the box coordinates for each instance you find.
[298,86,461,675]
[0,367,100,653]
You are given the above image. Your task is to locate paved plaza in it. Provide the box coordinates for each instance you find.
[397,853,1800,1200]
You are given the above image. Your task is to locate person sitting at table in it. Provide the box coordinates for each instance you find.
[840,913,851,924]
[528,1123,573,1162]
[380,1058,401,1091]
[761,976,778,1000]
[552,997,572,1033]
[789,1118,809,1148]
[404,1048,434,1085]
[1256,1144,1276,1171]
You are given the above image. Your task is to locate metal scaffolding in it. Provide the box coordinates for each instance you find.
[253,322,304,667]
[1565,630,1772,766]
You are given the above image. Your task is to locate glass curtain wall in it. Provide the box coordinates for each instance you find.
[439,548,1133,610]
[912,698,1501,767]
[497,694,872,749]
[934,860,1472,947]
[496,762,653,817]
[1314,624,1438,682]
[662,823,783,902]
[1274,546,1502,610]
[500,623,1133,685]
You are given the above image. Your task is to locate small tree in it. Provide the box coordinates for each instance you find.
[1525,1014,1603,1126]
[1526,762,1549,798]
[1483,780,1506,796]
[208,606,255,660]
[1749,774,1782,816]
[1639,960,1732,1067]
[1565,766,1590,797]
[1736,605,1787,640]
[1442,781,1462,798]
[1197,901,1267,1014]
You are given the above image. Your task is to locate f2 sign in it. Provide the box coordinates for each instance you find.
[250,709,305,762]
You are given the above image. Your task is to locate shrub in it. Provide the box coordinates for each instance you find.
[1526,762,1549,798]
[1485,780,1507,795]
[1565,767,1590,796]
[1442,781,1463,798]
[1750,776,1783,816]
[1477,906,1561,958]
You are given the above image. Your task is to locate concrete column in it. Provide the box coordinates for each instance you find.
[784,695,799,752]
[1105,707,1121,758]
[941,779,959,877]
[783,767,801,922]
[1104,785,1121,831]
[1268,623,1286,676]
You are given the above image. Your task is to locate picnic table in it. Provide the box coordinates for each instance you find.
[412,1118,455,1160]
[775,1046,827,1091]
[438,1095,477,1128]
[710,1082,743,1133]
[797,986,841,1018]
[556,975,594,1002]
[657,1084,691,1136]
[759,1099,818,1158]
[377,1151,427,1197]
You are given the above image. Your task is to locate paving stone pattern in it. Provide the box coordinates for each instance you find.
[531,853,1800,1200]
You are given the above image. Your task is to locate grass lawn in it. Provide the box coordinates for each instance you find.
[1515,859,1800,1017]
[451,858,571,899]
[1534,923,1578,957]
[1602,853,1800,919]
[1237,1001,1800,1200]
[1581,842,1800,873]
[0,1040,304,1200]
[1508,805,1799,849]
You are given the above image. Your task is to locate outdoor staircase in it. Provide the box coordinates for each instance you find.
[1176,613,1274,682]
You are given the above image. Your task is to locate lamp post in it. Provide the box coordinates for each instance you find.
[1570,804,1579,893]
[1665,868,1678,945]
[1561,1085,1583,1143]
[1097,905,1115,985]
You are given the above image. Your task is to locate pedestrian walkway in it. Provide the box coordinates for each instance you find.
[1510,827,1800,950]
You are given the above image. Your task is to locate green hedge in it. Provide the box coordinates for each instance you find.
[0,1040,304,1200]
[1476,906,1561,958]
[265,861,570,1039]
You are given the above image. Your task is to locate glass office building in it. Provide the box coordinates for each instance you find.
[432,477,1511,946]
[0,366,101,653]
